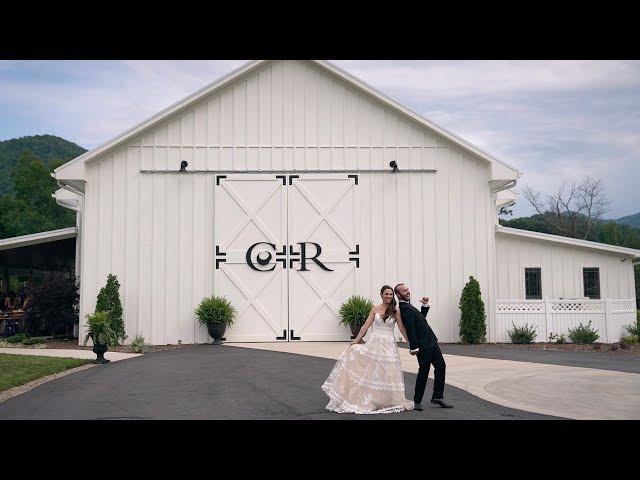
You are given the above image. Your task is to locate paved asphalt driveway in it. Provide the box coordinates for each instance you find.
[0,345,556,420]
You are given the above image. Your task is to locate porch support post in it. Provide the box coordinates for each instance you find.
[544,297,552,339]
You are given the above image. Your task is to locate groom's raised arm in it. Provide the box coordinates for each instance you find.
[420,305,430,318]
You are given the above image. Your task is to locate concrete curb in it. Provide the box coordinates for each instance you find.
[0,348,142,361]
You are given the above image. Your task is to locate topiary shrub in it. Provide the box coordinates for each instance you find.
[568,321,599,344]
[507,323,537,344]
[339,295,374,337]
[95,274,126,343]
[459,276,487,343]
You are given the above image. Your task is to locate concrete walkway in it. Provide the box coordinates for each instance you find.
[224,342,640,420]
[0,348,141,362]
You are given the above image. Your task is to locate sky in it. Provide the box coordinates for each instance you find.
[0,59,638,219]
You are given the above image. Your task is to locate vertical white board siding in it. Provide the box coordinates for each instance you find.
[434,144,450,339]
[178,173,194,344]
[124,147,140,339]
[448,148,464,341]
[78,60,503,344]
[78,163,100,343]
[496,234,636,300]
[151,147,167,345]
[139,147,154,341]
[97,156,113,287]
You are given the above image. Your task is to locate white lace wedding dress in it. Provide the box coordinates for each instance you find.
[321,312,414,414]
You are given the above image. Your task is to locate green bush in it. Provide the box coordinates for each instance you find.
[195,296,236,327]
[459,276,487,343]
[548,332,567,344]
[507,323,537,344]
[130,334,149,353]
[623,310,640,338]
[339,296,374,327]
[83,311,120,347]
[95,274,126,343]
[24,273,79,337]
[621,334,638,345]
[5,333,29,343]
[22,337,46,345]
[568,321,599,344]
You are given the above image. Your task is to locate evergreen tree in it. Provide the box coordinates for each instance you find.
[459,276,487,343]
[95,274,126,343]
[0,152,76,238]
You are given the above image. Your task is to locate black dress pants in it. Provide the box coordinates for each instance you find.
[414,344,446,404]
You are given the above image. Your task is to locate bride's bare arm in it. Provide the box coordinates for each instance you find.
[350,307,376,345]
[395,307,410,344]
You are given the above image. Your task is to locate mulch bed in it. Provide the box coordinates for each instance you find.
[446,342,640,355]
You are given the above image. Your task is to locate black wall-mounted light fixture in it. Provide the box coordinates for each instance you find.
[389,160,399,173]
[179,160,188,172]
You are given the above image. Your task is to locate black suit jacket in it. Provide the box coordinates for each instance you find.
[399,301,438,350]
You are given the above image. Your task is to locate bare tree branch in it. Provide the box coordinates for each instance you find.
[520,176,610,240]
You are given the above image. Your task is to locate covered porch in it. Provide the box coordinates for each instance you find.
[0,227,77,336]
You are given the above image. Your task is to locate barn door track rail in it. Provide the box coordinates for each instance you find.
[140,168,438,174]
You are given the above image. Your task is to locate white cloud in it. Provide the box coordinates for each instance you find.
[1,59,639,218]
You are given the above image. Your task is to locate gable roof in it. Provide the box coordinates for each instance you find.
[496,225,640,260]
[55,60,521,178]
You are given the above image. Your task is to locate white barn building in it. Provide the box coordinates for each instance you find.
[53,60,639,345]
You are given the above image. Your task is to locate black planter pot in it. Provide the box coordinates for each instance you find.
[92,342,110,364]
[207,322,227,345]
[350,321,364,339]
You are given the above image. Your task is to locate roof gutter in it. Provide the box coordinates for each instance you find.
[56,179,85,198]
[491,179,518,195]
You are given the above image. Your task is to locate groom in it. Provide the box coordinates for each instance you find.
[395,283,453,410]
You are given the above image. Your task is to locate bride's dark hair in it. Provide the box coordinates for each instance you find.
[380,285,396,322]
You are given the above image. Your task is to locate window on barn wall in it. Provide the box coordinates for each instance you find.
[583,267,601,299]
[524,268,542,299]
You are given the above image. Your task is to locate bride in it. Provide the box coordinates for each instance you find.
[321,285,414,414]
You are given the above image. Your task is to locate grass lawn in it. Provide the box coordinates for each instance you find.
[0,353,92,392]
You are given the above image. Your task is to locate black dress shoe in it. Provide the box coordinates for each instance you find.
[431,398,454,408]
[413,403,423,411]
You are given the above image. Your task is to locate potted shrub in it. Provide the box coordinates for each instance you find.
[83,311,119,364]
[195,296,236,345]
[339,296,374,339]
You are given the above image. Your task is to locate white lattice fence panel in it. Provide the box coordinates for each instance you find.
[495,298,636,343]
[496,300,545,313]
[609,299,637,313]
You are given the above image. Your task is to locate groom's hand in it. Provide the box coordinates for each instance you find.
[420,297,429,305]
[410,348,419,355]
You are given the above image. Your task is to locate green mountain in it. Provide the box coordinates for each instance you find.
[613,212,640,228]
[0,135,86,196]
